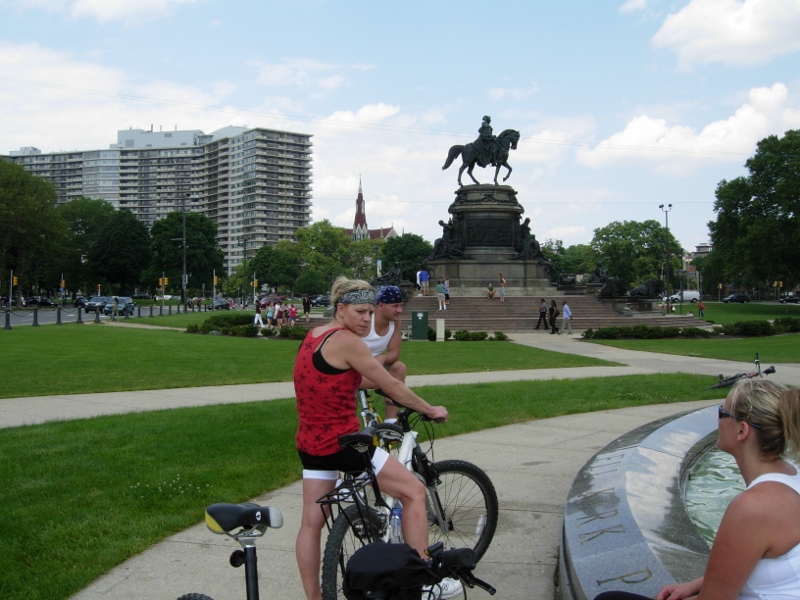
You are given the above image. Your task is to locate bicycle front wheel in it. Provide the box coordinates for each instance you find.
[427,459,498,561]
[321,504,384,600]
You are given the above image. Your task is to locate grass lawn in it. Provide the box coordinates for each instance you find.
[0,324,619,399]
[0,373,723,600]
[693,301,800,324]
[590,332,800,363]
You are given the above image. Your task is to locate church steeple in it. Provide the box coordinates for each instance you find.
[352,175,368,240]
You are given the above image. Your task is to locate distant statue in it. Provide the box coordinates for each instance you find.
[587,257,610,284]
[426,218,469,260]
[442,117,521,186]
[474,115,501,168]
[628,279,664,298]
[371,265,404,286]
[599,278,628,297]
[556,271,577,286]
[512,231,544,261]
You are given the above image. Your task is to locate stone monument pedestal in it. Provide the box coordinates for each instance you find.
[424,184,555,295]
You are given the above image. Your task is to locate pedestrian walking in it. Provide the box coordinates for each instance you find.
[253,302,264,328]
[697,300,705,317]
[302,295,311,324]
[559,300,573,335]
[443,277,450,305]
[498,273,506,303]
[535,298,548,330]
[549,300,559,334]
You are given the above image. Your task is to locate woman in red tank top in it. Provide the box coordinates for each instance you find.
[293,277,450,600]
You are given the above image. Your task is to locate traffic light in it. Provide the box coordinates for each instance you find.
[252,279,258,287]
[164,277,169,285]
[158,278,162,286]
[213,276,218,285]
[12,276,18,286]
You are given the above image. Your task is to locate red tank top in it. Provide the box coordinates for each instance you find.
[294,327,362,456]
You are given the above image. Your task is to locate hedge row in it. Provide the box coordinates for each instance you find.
[582,317,800,340]
[186,313,309,339]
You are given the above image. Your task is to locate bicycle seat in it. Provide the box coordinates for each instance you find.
[205,502,283,534]
[339,427,377,451]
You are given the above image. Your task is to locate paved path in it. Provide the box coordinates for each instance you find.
[4,331,798,600]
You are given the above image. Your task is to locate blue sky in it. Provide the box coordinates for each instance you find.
[1,0,799,254]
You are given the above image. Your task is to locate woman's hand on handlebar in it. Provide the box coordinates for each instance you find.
[427,406,449,423]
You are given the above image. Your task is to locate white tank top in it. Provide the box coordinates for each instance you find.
[738,468,800,600]
[362,314,394,357]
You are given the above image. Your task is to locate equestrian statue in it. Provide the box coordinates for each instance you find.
[442,115,521,186]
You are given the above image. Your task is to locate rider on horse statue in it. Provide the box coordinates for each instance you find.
[475,115,500,167]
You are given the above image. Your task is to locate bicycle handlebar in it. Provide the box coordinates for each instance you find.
[427,543,496,595]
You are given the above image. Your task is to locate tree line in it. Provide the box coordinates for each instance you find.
[4,129,797,302]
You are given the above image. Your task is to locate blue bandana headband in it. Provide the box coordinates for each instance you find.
[338,289,376,305]
[376,286,403,305]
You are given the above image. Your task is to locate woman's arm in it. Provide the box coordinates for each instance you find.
[325,329,447,421]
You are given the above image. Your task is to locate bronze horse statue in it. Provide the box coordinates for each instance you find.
[442,129,520,186]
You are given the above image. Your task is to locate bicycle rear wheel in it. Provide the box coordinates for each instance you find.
[427,459,498,561]
[321,504,384,600]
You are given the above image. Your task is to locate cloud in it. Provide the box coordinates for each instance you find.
[652,0,800,67]
[1,0,203,24]
[0,41,249,153]
[488,83,539,101]
[619,0,647,13]
[251,58,372,93]
[575,82,799,174]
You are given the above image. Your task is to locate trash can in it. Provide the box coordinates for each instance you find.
[410,311,429,341]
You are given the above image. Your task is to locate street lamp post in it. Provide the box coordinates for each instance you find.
[659,203,672,293]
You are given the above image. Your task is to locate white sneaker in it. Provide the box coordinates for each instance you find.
[422,577,463,599]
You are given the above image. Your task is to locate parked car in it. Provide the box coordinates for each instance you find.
[722,293,751,303]
[779,295,800,304]
[28,296,60,307]
[103,297,136,316]
[206,299,231,310]
[73,296,89,308]
[131,292,151,300]
[85,296,110,313]
[310,294,331,307]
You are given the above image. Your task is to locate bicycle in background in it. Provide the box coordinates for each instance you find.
[706,353,776,389]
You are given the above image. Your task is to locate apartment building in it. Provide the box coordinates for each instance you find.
[5,125,313,273]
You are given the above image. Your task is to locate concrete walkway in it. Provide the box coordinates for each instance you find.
[4,332,798,600]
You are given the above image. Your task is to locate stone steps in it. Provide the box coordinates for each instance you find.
[399,295,707,333]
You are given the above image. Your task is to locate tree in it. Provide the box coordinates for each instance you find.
[293,220,354,281]
[382,234,433,282]
[351,238,385,280]
[591,220,681,288]
[87,210,152,292]
[294,269,329,295]
[148,212,224,296]
[56,197,116,295]
[0,161,62,301]
[709,130,800,289]
[250,243,301,293]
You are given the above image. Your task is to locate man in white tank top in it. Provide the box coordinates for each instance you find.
[362,286,406,423]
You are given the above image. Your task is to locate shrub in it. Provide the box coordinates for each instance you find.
[231,324,260,337]
[774,317,800,333]
[492,331,509,341]
[680,327,713,338]
[719,320,774,336]
[582,328,594,339]
[444,328,452,340]
[469,331,488,341]
[454,330,472,341]
[427,327,436,342]
[186,323,200,334]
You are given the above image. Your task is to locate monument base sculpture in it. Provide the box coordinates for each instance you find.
[424,184,554,295]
